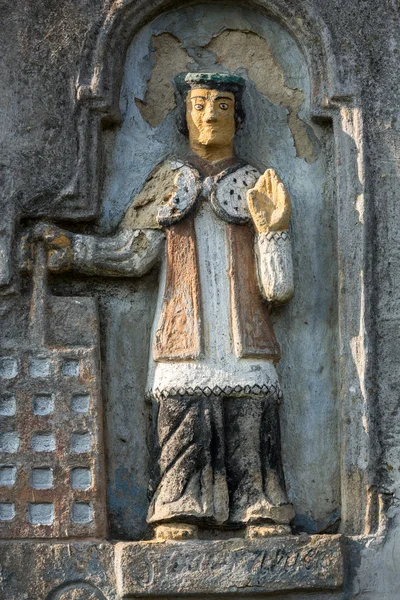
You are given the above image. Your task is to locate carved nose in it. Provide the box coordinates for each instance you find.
[204,107,217,122]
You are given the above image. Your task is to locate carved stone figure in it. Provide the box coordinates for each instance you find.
[28,73,295,540]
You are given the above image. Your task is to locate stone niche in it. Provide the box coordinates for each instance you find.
[100,3,339,541]
[0,0,377,599]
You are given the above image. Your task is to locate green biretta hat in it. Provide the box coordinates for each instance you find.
[175,72,246,94]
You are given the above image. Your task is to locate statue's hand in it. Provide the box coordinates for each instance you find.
[247,169,291,234]
[31,222,73,249]
[19,222,73,273]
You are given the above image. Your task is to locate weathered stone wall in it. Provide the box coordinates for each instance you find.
[1,0,400,598]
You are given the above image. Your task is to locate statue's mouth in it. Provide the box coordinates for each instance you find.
[199,127,226,141]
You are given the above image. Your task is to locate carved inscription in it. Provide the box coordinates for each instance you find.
[117,536,343,596]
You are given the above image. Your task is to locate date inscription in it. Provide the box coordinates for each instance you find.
[117,536,343,596]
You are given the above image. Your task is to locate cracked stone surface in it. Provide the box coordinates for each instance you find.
[1,0,400,598]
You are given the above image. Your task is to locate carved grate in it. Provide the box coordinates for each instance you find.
[0,347,106,539]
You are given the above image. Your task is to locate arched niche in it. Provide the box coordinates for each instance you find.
[51,0,375,540]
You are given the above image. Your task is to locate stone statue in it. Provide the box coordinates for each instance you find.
[27,72,295,540]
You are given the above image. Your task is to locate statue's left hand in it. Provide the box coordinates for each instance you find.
[247,169,291,234]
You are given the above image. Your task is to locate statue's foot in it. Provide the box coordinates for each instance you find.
[246,523,292,538]
[233,500,295,526]
[266,503,295,524]
[154,522,198,541]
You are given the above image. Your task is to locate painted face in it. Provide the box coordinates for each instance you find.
[186,88,236,148]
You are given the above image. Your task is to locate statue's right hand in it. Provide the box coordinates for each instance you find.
[19,222,73,273]
[31,222,72,249]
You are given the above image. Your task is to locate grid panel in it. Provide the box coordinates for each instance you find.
[0,347,106,539]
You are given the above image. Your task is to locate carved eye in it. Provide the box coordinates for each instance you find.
[219,103,229,110]
[194,104,204,111]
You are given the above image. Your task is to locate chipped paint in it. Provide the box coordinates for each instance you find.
[135,33,190,127]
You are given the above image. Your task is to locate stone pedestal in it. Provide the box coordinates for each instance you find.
[116,535,343,597]
[0,537,343,598]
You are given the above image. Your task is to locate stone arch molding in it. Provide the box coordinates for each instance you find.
[52,0,377,539]
[77,0,337,114]
[54,0,343,218]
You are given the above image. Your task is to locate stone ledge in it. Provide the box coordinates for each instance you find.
[116,535,343,596]
[0,541,116,599]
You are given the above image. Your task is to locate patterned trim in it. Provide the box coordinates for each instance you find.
[265,230,290,242]
[156,161,263,227]
[149,382,283,402]
[210,163,258,225]
[157,164,202,227]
